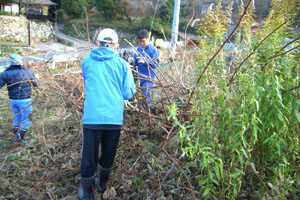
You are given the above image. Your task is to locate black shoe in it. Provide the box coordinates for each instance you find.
[95,165,110,193]
[77,177,95,200]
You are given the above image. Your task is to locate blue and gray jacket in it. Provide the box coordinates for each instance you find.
[0,65,38,99]
[82,47,136,125]
[133,44,159,79]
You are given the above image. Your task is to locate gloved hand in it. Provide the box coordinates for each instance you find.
[136,56,145,64]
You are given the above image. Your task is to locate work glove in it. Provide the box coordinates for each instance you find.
[136,56,145,64]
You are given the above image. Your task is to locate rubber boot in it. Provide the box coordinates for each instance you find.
[14,129,26,145]
[95,165,110,193]
[13,128,18,137]
[13,127,18,133]
[77,177,95,200]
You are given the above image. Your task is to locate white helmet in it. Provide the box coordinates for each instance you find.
[97,28,118,44]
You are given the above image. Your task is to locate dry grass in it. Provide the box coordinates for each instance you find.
[0,49,200,199]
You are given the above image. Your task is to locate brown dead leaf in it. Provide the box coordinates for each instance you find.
[103,186,117,199]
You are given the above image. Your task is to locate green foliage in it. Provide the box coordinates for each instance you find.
[0,11,18,16]
[95,0,119,21]
[62,0,89,17]
[56,9,65,22]
[235,1,256,45]
[175,0,300,199]
[196,1,233,42]
[0,46,22,57]
[135,17,169,38]
[158,0,174,24]
[51,0,62,8]
[133,177,142,185]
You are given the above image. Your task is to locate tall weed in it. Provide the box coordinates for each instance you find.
[177,0,300,199]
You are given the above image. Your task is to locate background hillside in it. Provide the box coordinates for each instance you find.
[52,0,299,47]
[53,0,275,20]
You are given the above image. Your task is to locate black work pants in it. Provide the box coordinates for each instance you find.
[81,128,121,178]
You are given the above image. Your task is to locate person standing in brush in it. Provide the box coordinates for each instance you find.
[133,29,159,108]
[0,54,38,145]
[78,28,136,200]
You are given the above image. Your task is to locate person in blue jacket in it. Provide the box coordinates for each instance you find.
[133,29,159,108]
[0,54,38,145]
[77,28,136,200]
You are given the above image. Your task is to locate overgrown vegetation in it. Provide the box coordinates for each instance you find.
[61,0,93,17]
[177,0,300,199]
[59,0,175,40]
[0,0,299,199]
[95,0,119,21]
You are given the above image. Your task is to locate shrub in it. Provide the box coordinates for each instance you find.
[135,17,171,39]
[176,0,300,199]
[95,0,119,21]
[157,0,174,24]
[62,0,89,17]
[56,9,65,23]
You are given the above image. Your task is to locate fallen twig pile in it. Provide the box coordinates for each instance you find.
[0,48,199,199]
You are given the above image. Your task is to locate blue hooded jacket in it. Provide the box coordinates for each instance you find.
[0,65,38,99]
[82,47,136,125]
[133,44,159,79]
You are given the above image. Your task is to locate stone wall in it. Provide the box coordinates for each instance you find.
[0,15,28,43]
[31,20,55,42]
[0,15,54,44]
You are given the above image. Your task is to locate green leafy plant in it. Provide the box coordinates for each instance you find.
[95,0,119,21]
[176,0,300,199]
[62,0,90,17]
[157,0,174,24]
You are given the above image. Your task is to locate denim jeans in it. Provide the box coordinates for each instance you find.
[140,79,154,107]
[81,128,120,178]
[10,98,32,131]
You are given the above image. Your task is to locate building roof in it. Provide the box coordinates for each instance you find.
[21,0,57,6]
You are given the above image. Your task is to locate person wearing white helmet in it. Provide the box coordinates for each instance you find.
[77,28,136,200]
[0,54,38,145]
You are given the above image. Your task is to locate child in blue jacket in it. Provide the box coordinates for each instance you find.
[0,54,38,144]
[133,29,159,107]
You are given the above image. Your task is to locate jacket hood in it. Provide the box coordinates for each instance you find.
[7,64,22,70]
[90,47,118,61]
